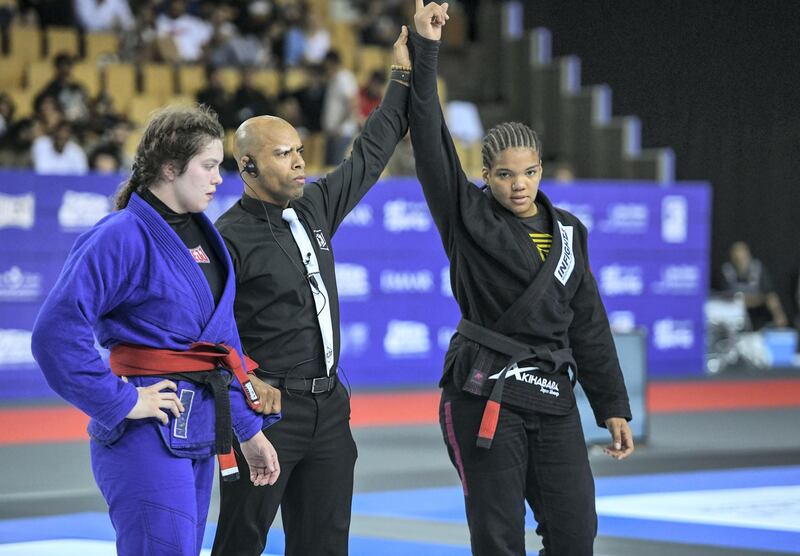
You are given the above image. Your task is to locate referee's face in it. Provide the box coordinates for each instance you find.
[254,124,306,208]
[482,148,542,218]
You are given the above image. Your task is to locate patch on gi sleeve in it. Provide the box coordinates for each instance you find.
[173,389,195,439]
[554,221,575,286]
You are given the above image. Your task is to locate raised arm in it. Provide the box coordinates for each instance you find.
[408,0,472,246]
[307,29,411,236]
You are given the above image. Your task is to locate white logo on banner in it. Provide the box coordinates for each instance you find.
[554,202,594,231]
[383,200,432,232]
[0,329,36,365]
[599,203,649,234]
[653,319,694,350]
[335,263,370,299]
[342,204,373,227]
[58,191,111,231]
[340,322,369,357]
[440,267,453,297]
[662,195,688,243]
[0,193,35,229]
[599,265,644,296]
[380,270,434,293]
[554,222,575,286]
[438,326,456,351]
[652,264,701,295]
[0,266,43,301]
[608,311,636,333]
[383,320,430,356]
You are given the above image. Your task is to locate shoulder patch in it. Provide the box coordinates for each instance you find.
[554,221,575,286]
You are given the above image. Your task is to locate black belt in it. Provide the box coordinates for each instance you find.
[456,319,577,449]
[161,370,233,455]
[260,373,338,394]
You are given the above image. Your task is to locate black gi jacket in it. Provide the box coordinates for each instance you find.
[408,31,631,427]
[217,81,409,379]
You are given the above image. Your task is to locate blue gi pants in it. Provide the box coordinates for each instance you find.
[440,381,596,556]
[90,419,215,556]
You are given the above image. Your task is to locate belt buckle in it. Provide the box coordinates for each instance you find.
[311,376,329,394]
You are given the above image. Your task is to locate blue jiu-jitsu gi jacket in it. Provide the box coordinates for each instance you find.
[31,192,269,457]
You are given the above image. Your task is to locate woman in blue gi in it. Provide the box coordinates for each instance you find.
[409,2,635,555]
[31,105,281,556]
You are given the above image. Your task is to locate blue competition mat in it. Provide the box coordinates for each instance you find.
[1,466,798,554]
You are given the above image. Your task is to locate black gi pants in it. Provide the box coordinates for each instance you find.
[212,381,357,556]
[439,382,596,556]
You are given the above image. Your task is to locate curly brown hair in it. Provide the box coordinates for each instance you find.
[113,105,224,210]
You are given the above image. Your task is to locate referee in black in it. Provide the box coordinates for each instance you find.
[211,28,412,556]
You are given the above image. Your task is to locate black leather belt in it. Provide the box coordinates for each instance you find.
[260,373,338,394]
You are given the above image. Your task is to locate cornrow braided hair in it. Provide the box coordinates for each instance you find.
[481,121,542,170]
[113,104,224,210]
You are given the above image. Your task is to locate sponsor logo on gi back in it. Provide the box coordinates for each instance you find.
[0,193,35,230]
[58,190,111,232]
[0,329,36,366]
[653,319,694,350]
[342,204,374,227]
[383,199,432,232]
[0,266,43,301]
[383,320,430,357]
[335,263,370,299]
[599,265,644,296]
[380,270,434,293]
[598,203,649,234]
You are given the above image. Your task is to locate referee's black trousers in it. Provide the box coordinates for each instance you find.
[212,381,357,556]
[439,382,596,556]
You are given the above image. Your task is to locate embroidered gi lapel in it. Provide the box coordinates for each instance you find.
[492,192,568,335]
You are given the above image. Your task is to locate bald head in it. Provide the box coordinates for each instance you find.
[233,115,297,166]
[234,115,306,206]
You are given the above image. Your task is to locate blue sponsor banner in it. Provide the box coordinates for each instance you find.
[0,171,710,401]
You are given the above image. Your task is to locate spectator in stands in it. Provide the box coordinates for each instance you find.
[0,118,36,169]
[119,1,159,63]
[281,2,306,67]
[196,65,237,129]
[291,63,327,133]
[32,120,88,175]
[358,69,386,126]
[302,11,330,64]
[321,50,358,164]
[552,160,576,183]
[206,4,271,68]
[233,68,276,124]
[74,0,134,32]
[35,95,66,136]
[156,0,212,63]
[0,93,15,141]
[274,94,307,137]
[18,0,74,27]
[88,143,122,174]
[357,1,402,46]
[34,53,90,124]
[721,241,788,330]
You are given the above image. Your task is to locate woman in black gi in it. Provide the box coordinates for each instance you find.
[409,2,635,555]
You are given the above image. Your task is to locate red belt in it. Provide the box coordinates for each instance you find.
[110,342,262,481]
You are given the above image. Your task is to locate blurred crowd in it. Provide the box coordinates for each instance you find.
[0,0,421,175]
